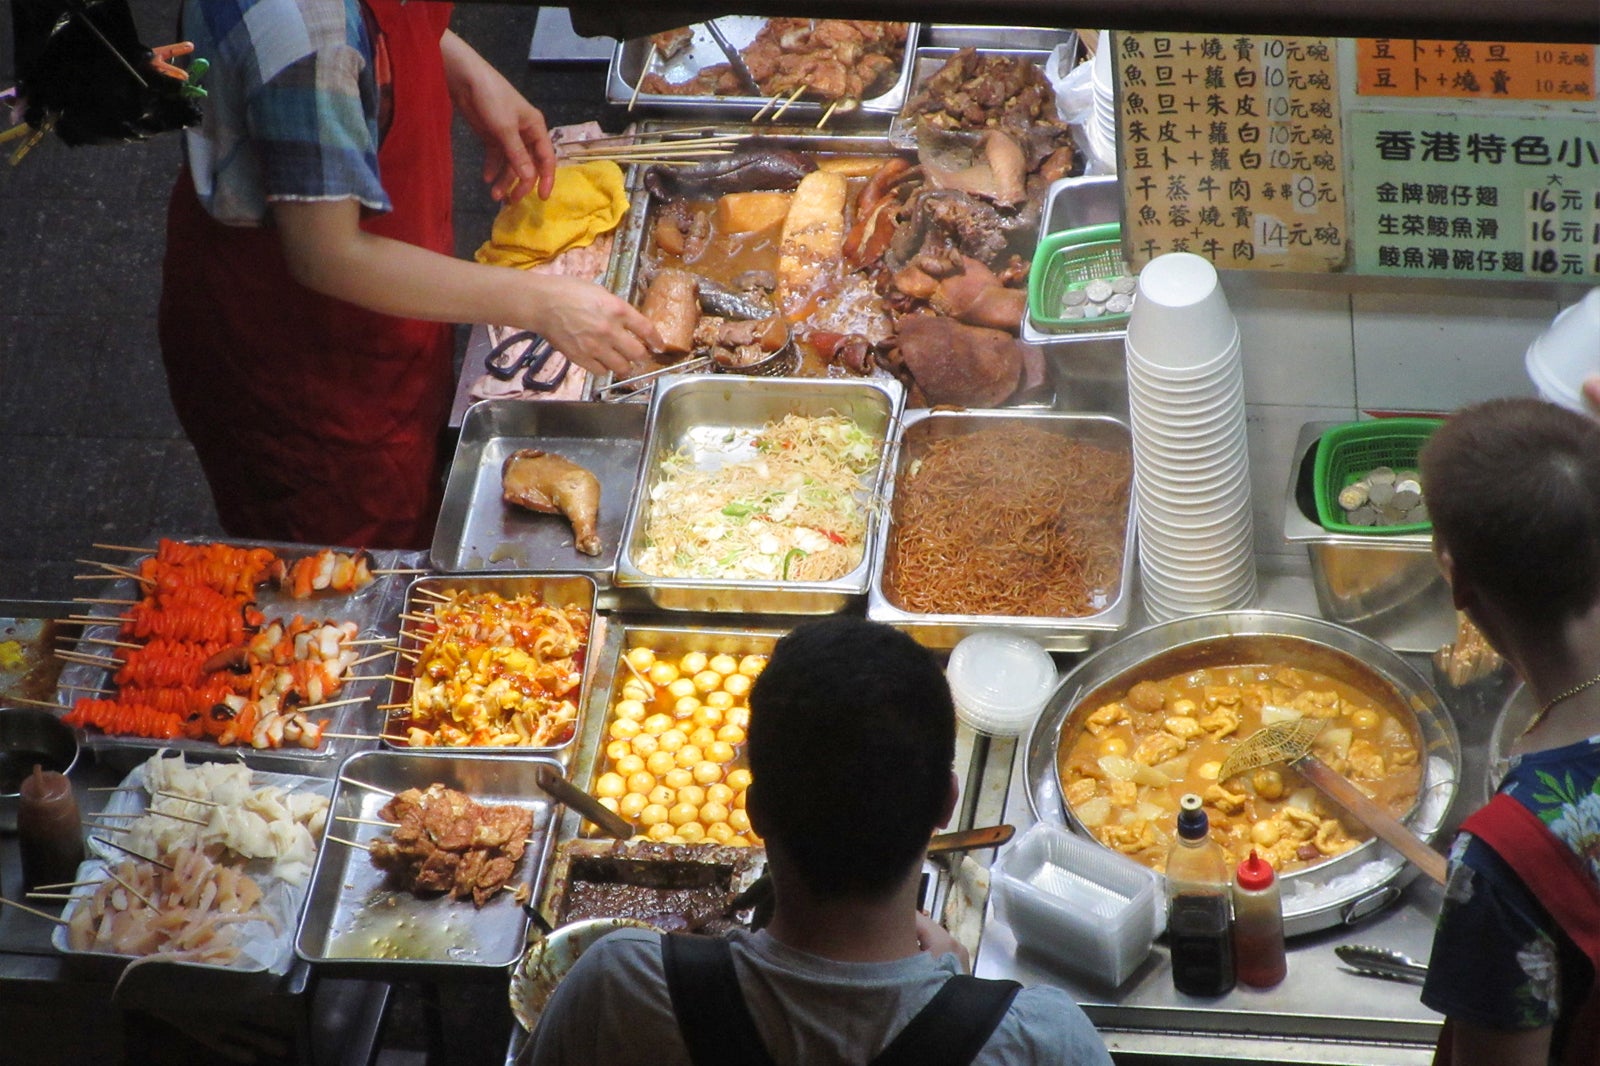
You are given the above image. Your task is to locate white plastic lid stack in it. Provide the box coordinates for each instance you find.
[1525,288,1600,415]
[944,631,1058,737]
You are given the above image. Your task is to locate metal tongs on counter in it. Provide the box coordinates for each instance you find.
[1335,945,1430,983]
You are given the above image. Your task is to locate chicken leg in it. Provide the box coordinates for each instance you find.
[501,449,603,556]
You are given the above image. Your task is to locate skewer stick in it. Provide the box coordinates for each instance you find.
[337,776,395,798]
[370,568,429,576]
[74,598,137,606]
[771,86,807,122]
[397,629,430,644]
[753,92,780,122]
[317,732,409,743]
[7,696,68,711]
[384,674,414,686]
[377,703,409,711]
[30,879,103,890]
[619,655,656,697]
[568,125,717,147]
[296,694,370,713]
[76,559,149,582]
[146,808,210,826]
[87,786,140,794]
[65,615,126,626]
[59,685,113,697]
[92,837,173,870]
[83,819,129,833]
[64,635,141,650]
[0,897,70,926]
[25,892,90,901]
[56,649,120,665]
[337,815,400,829]
[339,637,393,646]
[349,651,391,668]
[156,790,219,807]
[91,542,151,553]
[325,834,373,851]
[399,613,433,625]
[411,587,451,601]
[561,136,746,155]
[629,42,655,111]
[107,870,155,910]
[817,99,841,129]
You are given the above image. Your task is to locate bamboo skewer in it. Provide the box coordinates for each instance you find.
[771,86,807,122]
[412,587,451,601]
[325,834,372,851]
[571,125,717,147]
[0,897,70,926]
[753,92,780,122]
[91,837,173,870]
[348,651,391,669]
[560,135,746,156]
[92,542,150,553]
[370,568,429,576]
[338,776,395,798]
[817,99,841,128]
[156,790,219,807]
[297,694,371,713]
[58,684,113,696]
[7,697,68,711]
[63,636,141,650]
[337,815,400,829]
[30,879,103,891]
[56,649,120,666]
[87,786,140,794]
[74,598,136,606]
[25,892,89,902]
[628,42,655,111]
[83,819,130,833]
[340,637,393,646]
[384,674,414,686]
[107,870,155,911]
[318,732,411,743]
[145,808,210,826]
[619,655,656,698]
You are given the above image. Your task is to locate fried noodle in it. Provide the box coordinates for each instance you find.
[885,425,1131,616]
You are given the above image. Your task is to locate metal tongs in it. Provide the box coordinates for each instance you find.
[704,19,762,95]
[1335,945,1429,983]
[594,356,713,401]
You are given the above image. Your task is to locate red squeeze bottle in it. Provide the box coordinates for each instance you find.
[1232,850,1288,988]
[18,764,85,894]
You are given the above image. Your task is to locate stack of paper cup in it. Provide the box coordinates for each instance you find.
[1525,288,1600,416]
[1088,38,1117,164]
[1124,253,1256,621]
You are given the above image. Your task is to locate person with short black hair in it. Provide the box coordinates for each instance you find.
[528,617,1111,1066]
[1420,398,1600,1066]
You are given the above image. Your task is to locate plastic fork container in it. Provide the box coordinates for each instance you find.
[993,821,1159,988]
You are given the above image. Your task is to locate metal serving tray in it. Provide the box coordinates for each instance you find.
[613,375,904,613]
[293,750,560,978]
[923,24,1078,51]
[1022,174,1125,346]
[382,573,598,756]
[606,20,921,121]
[54,539,412,775]
[431,400,646,580]
[867,409,1135,651]
[889,46,1063,148]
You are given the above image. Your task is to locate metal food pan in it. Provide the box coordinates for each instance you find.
[1022,174,1126,346]
[606,20,921,120]
[431,400,646,580]
[293,750,559,978]
[923,24,1079,51]
[53,539,413,774]
[867,409,1135,651]
[613,375,904,613]
[889,46,1063,147]
[382,573,598,755]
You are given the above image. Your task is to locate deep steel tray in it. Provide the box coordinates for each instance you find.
[431,400,646,580]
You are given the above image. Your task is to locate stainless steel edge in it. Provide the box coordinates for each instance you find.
[865,407,1136,651]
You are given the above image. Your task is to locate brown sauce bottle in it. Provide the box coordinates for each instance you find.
[18,765,84,894]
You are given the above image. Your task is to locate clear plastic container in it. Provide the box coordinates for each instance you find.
[945,631,1058,737]
[992,821,1159,988]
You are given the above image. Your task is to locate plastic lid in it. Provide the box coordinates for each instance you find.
[1236,849,1275,890]
[945,630,1058,737]
[1176,793,1208,839]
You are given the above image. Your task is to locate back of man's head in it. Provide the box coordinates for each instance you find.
[748,617,955,899]
[1421,397,1600,631]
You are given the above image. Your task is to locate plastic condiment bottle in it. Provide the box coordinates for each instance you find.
[1165,793,1236,996]
[1232,849,1288,988]
[18,764,84,894]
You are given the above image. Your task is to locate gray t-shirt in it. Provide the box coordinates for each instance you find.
[527,927,1112,1066]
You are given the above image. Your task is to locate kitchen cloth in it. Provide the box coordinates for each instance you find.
[475,160,628,269]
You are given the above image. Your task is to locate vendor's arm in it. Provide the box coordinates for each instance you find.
[274,198,661,376]
[438,29,556,204]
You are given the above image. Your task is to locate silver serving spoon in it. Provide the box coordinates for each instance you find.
[1335,944,1429,982]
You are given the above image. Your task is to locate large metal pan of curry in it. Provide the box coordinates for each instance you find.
[1023,610,1460,936]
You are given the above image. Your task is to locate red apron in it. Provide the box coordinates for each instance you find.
[158,0,455,550]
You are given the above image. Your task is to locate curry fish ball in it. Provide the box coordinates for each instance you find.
[693,761,724,786]
[647,662,680,686]
[619,793,649,819]
[621,680,652,703]
[595,772,626,799]
[728,835,752,847]
[667,677,697,701]
[1252,769,1286,800]
[597,797,620,814]
[705,690,735,712]
[738,655,765,677]
[689,726,718,749]
[725,768,753,792]
[626,647,656,672]
[674,695,702,718]
[706,783,734,806]
[657,729,687,753]
[705,822,735,845]
[643,713,675,736]
[677,784,707,808]
[729,808,752,833]
[669,802,700,827]
[648,785,677,808]
[706,741,736,765]
[723,674,753,699]
[608,718,642,742]
[665,767,694,790]
[716,724,747,746]
[1099,736,1129,757]
[692,670,723,694]
[630,733,661,759]
[646,750,677,776]
[648,822,676,842]
[692,705,725,730]
[1349,707,1380,730]
[709,653,739,677]
[615,699,647,722]
[700,801,731,826]
[605,739,632,762]
[725,706,751,729]
[627,771,658,796]
[615,753,646,777]
[675,744,705,769]
[679,651,709,676]
[677,822,706,843]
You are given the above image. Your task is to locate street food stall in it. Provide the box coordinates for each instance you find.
[3,9,1596,1064]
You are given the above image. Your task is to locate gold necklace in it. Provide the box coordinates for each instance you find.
[1521,669,1600,739]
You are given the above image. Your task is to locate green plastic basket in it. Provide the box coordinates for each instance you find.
[1027,221,1132,332]
[1312,418,1444,535]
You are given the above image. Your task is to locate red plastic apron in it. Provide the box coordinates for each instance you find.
[158,0,455,550]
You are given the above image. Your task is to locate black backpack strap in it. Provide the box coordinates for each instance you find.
[661,932,777,1066]
[869,975,1023,1066]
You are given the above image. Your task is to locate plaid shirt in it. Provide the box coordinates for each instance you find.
[181,0,390,225]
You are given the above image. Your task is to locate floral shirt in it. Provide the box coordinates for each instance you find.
[1421,735,1600,1055]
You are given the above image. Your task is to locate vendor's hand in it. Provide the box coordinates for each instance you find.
[916,911,970,973]
[440,31,557,203]
[525,275,663,377]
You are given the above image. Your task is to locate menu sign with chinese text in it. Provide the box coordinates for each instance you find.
[1356,39,1596,103]
[1114,32,1347,272]
[1349,112,1600,280]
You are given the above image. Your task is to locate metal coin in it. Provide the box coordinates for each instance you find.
[1337,483,1369,510]
[1346,504,1378,526]
[1062,287,1088,307]
[1366,481,1396,507]
[1085,279,1114,303]
[1083,303,1104,318]
[1111,275,1137,295]
[1367,466,1397,486]
[1391,487,1422,511]
[1105,294,1132,314]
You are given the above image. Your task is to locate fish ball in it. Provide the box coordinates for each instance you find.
[675,744,704,769]
[621,680,652,703]
[729,809,752,833]
[723,674,753,699]
[706,741,736,765]
[615,699,648,722]
[647,661,680,686]
[737,655,766,677]
[709,653,739,676]
[595,773,626,799]
[605,739,632,762]
[1099,736,1129,757]
[608,718,641,741]
[646,750,677,776]
[679,651,709,676]
[643,713,675,736]
[705,690,736,712]
[648,785,676,808]
[677,822,706,843]
[626,647,656,671]
[725,768,753,791]
[674,695,702,718]
[647,822,675,841]
[1349,707,1380,730]
[665,768,694,790]
[693,761,724,785]
[700,801,730,825]
[725,706,751,729]
[619,793,649,819]
[627,771,658,796]
[668,678,697,701]
[692,670,723,694]
[657,729,687,753]
[597,797,620,814]
[706,783,734,806]
[716,724,747,745]
[677,785,706,808]
[705,822,735,844]
[631,734,661,759]
[615,753,645,777]
[669,802,700,827]
[692,705,725,730]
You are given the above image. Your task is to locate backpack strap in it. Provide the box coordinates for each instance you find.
[662,933,776,1066]
[867,974,1023,1066]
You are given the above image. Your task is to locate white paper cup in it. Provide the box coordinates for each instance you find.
[1125,254,1237,369]
[1126,330,1242,383]
[1526,288,1600,414]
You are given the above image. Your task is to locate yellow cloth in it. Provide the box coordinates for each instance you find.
[474,160,628,269]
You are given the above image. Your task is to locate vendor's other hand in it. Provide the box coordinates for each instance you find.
[529,276,663,377]
[916,911,970,973]
[441,31,557,203]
